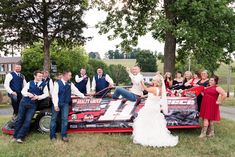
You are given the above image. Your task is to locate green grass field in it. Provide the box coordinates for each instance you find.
[0,116,235,157]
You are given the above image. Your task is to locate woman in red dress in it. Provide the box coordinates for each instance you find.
[199,75,226,138]
[164,72,173,89]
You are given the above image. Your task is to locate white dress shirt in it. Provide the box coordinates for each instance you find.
[129,73,144,96]
[91,74,114,92]
[75,74,91,93]
[21,81,49,100]
[4,71,27,94]
[52,79,85,107]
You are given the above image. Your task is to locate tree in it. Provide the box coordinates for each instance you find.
[88,52,101,59]
[0,0,88,71]
[108,64,130,85]
[136,50,157,72]
[157,52,164,63]
[21,42,88,80]
[105,49,125,59]
[94,0,235,74]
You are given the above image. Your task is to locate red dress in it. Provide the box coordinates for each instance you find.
[165,80,170,89]
[200,86,220,121]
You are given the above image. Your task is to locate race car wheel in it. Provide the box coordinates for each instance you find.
[35,112,51,133]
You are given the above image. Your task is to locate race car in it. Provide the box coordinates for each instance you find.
[2,86,201,135]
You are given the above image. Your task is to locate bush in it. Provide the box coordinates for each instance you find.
[108,64,130,85]
[21,42,88,80]
[136,50,157,72]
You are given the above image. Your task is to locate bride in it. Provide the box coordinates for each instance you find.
[132,74,178,147]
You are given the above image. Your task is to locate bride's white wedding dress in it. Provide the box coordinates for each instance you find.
[132,89,178,147]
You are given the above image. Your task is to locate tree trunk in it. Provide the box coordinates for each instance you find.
[164,0,177,75]
[43,37,51,71]
[164,32,176,74]
[42,1,50,71]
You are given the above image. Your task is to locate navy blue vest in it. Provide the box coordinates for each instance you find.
[75,75,88,94]
[23,81,47,105]
[57,80,71,104]
[95,74,109,96]
[43,77,51,91]
[10,72,24,93]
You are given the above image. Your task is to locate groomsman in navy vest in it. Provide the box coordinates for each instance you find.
[43,70,54,96]
[4,63,27,119]
[50,70,85,142]
[91,67,114,97]
[12,70,49,143]
[75,68,90,95]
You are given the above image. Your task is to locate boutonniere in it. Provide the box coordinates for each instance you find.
[67,82,71,86]
[39,86,43,90]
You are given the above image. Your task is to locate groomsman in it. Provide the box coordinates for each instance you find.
[112,65,144,101]
[12,70,49,143]
[75,68,90,95]
[50,70,85,142]
[42,70,54,96]
[91,67,114,97]
[4,63,27,119]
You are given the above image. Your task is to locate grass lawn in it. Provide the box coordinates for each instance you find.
[222,97,235,107]
[0,116,235,157]
[0,103,10,109]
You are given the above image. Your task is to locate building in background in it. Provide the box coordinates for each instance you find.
[141,72,156,83]
[0,57,21,83]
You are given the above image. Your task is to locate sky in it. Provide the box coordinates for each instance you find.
[82,9,164,58]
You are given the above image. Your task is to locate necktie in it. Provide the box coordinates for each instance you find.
[35,82,38,87]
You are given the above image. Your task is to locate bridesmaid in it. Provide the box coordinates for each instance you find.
[196,70,209,111]
[172,71,184,89]
[182,71,192,89]
[184,71,200,87]
[199,75,226,138]
[164,72,173,89]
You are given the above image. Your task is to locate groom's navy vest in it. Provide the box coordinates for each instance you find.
[57,80,71,104]
[95,74,109,96]
[43,77,51,91]
[23,81,47,105]
[10,72,24,93]
[75,75,88,94]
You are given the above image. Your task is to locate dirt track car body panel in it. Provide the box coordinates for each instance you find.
[2,95,200,135]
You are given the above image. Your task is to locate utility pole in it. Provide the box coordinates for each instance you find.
[227,65,232,97]
[188,56,191,71]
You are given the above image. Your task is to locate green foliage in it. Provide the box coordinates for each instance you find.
[105,49,139,59]
[88,52,101,59]
[157,52,164,63]
[21,42,88,80]
[175,56,204,74]
[51,46,88,75]
[21,43,44,81]
[94,0,235,73]
[136,50,157,72]
[0,0,88,70]
[108,64,130,85]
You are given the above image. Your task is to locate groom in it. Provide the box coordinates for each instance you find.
[112,65,144,102]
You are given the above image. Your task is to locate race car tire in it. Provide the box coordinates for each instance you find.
[35,111,52,133]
